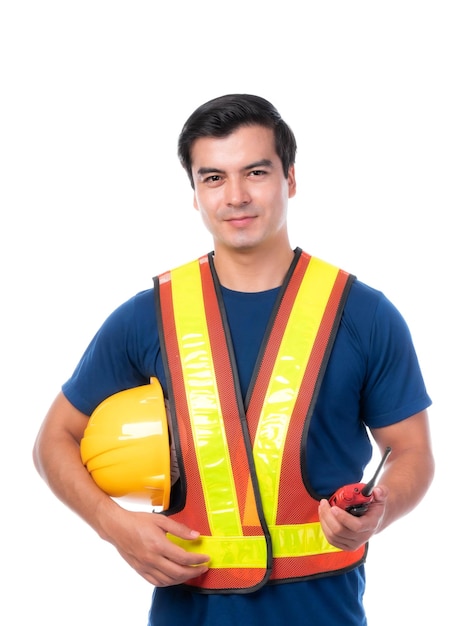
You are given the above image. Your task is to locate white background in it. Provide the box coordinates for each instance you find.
[1,2,468,624]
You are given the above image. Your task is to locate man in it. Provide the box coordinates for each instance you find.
[33,94,434,625]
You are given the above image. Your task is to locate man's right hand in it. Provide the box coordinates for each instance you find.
[32,392,210,588]
[102,506,210,587]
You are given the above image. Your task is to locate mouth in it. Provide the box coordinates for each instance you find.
[225,214,256,227]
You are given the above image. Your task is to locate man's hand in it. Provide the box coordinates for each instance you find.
[32,392,211,588]
[318,485,389,551]
[105,507,210,587]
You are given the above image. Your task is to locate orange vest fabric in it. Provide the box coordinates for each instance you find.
[154,249,366,592]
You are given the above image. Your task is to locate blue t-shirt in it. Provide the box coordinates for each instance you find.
[63,269,431,626]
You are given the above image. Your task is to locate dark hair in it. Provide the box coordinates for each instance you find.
[178,94,297,188]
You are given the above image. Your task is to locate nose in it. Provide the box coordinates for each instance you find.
[224,177,251,208]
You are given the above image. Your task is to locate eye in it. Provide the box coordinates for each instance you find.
[203,174,223,186]
[248,169,267,177]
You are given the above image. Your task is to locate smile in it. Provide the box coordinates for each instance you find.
[225,215,256,227]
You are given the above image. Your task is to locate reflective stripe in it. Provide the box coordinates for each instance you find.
[253,258,340,525]
[168,521,339,569]
[168,533,268,569]
[270,523,341,557]
[171,261,242,537]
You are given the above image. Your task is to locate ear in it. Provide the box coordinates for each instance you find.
[193,193,199,211]
[287,165,297,199]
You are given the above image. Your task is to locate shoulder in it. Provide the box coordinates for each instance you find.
[346,278,392,314]
[342,278,409,342]
[341,278,431,424]
[116,287,155,315]
[307,254,401,329]
[62,287,158,415]
[101,288,155,332]
[99,288,158,364]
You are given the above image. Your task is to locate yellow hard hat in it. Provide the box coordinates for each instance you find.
[80,377,171,509]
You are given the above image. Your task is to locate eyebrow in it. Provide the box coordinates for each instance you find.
[196,159,274,179]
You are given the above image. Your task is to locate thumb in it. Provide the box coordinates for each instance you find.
[372,484,389,503]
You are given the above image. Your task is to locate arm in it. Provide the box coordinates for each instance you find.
[32,392,209,585]
[318,409,434,550]
[369,408,434,532]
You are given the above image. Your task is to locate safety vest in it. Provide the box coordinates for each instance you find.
[154,248,366,593]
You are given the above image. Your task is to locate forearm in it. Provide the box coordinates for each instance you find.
[33,402,211,587]
[32,394,122,542]
[371,410,435,534]
[375,446,434,533]
[319,412,434,552]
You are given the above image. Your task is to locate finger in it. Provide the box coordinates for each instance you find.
[148,553,210,587]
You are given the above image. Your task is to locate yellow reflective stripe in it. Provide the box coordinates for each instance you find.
[168,522,338,567]
[171,261,242,536]
[269,523,341,557]
[168,533,268,568]
[253,258,340,525]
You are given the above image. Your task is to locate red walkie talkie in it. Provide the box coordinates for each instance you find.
[329,446,392,516]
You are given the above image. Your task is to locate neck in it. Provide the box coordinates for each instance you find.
[211,244,295,292]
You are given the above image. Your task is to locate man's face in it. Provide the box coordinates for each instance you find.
[190,125,296,254]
